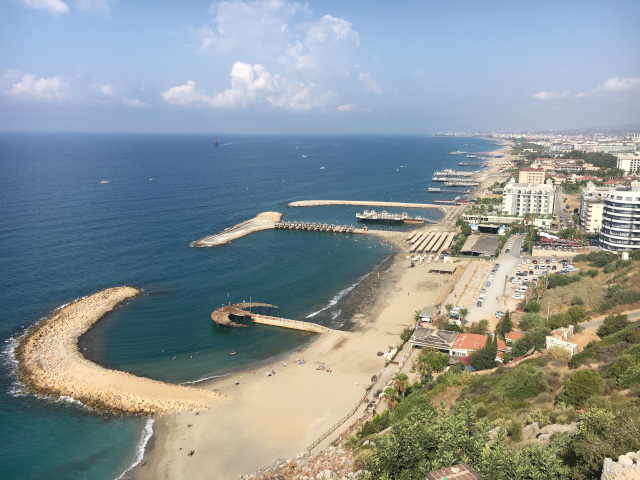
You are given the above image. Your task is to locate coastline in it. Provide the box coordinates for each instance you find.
[134,229,460,479]
[133,143,512,479]
[15,286,223,416]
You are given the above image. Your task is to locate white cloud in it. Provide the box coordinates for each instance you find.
[305,15,359,46]
[358,72,382,95]
[532,90,570,100]
[76,0,118,15]
[19,0,68,15]
[121,97,148,108]
[99,83,114,96]
[337,103,354,112]
[162,61,337,112]
[161,80,208,105]
[1,69,69,102]
[577,77,640,98]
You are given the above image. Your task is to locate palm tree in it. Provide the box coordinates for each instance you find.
[392,373,410,397]
[445,303,454,314]
[412,354,432,383]
[413,309,422,322]
[458,307,469,324]
[383,387,401,410]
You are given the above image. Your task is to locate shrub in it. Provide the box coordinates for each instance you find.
[512,335,535,357]
[570,296,585,306]
[585,269,599,278]
[618,363,640,389]
[400,327,414,342]
[518,312,544,331]
[566,305,587,324]
[547,274,581,289]
[524,300,541,313]
[506,419,523,442]
[496,364,550,400]
[597,313,630,338]
[565,369,604,406]
[611,355,634,378]
[548,346,571,363]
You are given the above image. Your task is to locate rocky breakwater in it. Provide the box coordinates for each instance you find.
[15,286,223,416]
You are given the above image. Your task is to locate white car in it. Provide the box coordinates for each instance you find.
[512,293,525,300]
[527,260,531,264]
[511,279,522,285]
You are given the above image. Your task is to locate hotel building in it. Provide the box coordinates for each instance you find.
[599,182,640,252]
[501,178,556,216]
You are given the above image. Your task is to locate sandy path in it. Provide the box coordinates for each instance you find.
[136,231,454,480]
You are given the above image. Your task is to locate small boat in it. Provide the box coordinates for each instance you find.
[100,180,109,184]
[213,139,219,147]
[320,166,325,170]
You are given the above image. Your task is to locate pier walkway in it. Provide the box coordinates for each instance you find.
[211,302,331,334]
[287,200,450,212]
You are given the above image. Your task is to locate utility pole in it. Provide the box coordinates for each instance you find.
[547,302,550,322]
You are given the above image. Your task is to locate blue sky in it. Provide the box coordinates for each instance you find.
[1,0,639,134]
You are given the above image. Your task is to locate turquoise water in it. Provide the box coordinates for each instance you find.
[0,133,495,479]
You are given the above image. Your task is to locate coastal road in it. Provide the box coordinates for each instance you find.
[580,308,640,331]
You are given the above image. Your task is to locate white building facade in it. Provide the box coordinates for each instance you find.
[580,181,612,233]
[501,178,556,217]
[617,153,640,174]
[599,182,640,252]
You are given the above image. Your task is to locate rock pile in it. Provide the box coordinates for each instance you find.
[601,450,640,479]
[15,286,220,416]
[237,447,362,480]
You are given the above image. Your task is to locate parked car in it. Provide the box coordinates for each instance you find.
[495,311,505,319]
[551,265,557,270]
[486,281,492,287]
[512,293,525,300]
[532,260,538,264]
[517,272,527,276]
[477,300,483,307]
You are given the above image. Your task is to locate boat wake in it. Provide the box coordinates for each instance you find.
[178,372,229,386]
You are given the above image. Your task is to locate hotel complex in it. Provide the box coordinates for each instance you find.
[501,178,556,216]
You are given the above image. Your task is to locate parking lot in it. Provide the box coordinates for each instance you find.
[455,235,580,329]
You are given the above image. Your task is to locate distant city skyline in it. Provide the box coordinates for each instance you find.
[1,0,639,134]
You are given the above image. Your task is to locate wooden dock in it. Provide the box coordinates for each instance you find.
[274,221,357,233]
[211,302,331,333]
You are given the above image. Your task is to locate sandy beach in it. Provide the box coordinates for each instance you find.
[135,232,463,479]
[133,144,513,479]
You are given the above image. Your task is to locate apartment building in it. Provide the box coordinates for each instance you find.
[580,181,611,233]
[518,167,545,184]
[599,182,640,252]
[617,152,640,174]
[501,178,556,216]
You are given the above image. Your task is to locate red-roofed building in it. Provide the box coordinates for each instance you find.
[451,333,509,360]
[504,331,526,344]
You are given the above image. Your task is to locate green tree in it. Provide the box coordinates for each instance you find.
[413,309,422,322]
[467,319,489,335]
[597,313,630,338]
[512,334,536,357]
[412,349,448,383]
[392,373,410,397]
[498,310,512,337]
[471,334,497,370]
[445,303,454,314]
[458,307,469,324]
[564,369,604,407]
[618,363,640,389]
[518,312,544,331]
[382,387,401,410]
[524,300,541,313]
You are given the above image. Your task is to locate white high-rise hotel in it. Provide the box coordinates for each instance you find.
[501,178,556,216]
[599,182,640,252]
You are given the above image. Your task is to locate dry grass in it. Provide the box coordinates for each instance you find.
[542,272,606,314]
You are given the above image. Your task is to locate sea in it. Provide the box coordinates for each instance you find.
[0,133,496,479]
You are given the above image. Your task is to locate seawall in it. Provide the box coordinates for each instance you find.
[15,287,223,416]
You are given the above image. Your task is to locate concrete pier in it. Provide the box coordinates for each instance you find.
[212,303,332,334]
[287,200,449,212]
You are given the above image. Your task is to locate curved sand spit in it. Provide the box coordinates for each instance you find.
[15,286,223,416]
[192,211,283,247]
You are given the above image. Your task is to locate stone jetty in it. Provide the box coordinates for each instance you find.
[15,287,223,416]
[192,211,283,247]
